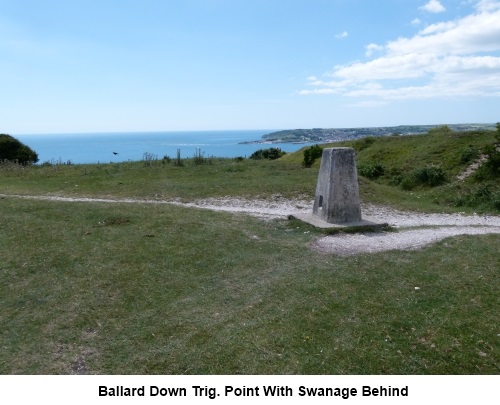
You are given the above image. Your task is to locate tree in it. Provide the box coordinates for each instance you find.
[496,122,500,142]
[0,134,39,165]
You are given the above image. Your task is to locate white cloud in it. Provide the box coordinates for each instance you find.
[335,31,349,39]
[411,18,422,25]
[419,0,446,13]
[365,43,384,57]
[300,2,500,101]
[475,0,500,11]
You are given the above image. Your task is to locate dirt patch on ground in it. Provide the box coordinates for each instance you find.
[3,193,500,256]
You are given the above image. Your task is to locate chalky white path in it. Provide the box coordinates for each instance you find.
[311,226,500,256]
[3,194,500,255]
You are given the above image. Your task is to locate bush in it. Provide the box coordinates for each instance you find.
[454,185,500,211]
[400,166,447,190]
[249,147,286,160]
[0,134,39,165]
[459,146,479,164]
[302,144,323,168]
[412,166,447,187]
[475,147,500,180]
[358,163,385,180]
[483,149,500,175]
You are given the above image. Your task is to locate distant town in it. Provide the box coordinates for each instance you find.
[240,123,497,145]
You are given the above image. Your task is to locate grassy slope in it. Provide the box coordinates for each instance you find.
[283,129,500,213]
[0,130,499,374]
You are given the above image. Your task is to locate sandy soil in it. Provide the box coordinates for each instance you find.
[3,193,500,256]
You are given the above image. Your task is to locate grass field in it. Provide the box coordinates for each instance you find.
[0,129,499,374]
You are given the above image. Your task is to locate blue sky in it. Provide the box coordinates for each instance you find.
[1,0,500,134]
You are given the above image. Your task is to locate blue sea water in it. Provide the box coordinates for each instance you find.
[16,130,319,164]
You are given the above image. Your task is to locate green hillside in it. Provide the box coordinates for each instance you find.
[284,126,499,212]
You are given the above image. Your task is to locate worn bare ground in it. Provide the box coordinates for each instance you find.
[3,193,500,256]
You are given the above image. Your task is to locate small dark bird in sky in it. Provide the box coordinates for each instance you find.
[113,152,118,155]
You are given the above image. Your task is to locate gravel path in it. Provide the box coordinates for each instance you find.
[3,193,500,256]
[172,197,500,256]
[311,226,500,256]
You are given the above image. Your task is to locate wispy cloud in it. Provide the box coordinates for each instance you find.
[335,31,349,39]
[365,43,384,57]
[475,0,500,11]
[419,0,446,13]
[300,1,500,101]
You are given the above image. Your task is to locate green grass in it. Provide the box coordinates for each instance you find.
[0,158,317,201]
[0,130,499,374]
[0,197,498,374]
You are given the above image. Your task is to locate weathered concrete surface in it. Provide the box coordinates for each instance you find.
[312,147,362,224]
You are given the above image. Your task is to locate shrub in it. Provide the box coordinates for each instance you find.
[459,146,479,164]
[474,147,500,180]
[249,147,286,160]
[358,163,385,180]
[400,166,447,190]
[454,185,500,211]
[412,166,447,186]
[302,144,323,168]
[0,134,39,165]
[483,148,500,175]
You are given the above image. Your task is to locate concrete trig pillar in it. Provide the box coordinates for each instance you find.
[312,147,362,224]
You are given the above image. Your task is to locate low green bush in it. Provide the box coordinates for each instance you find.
[454,185,500,211]
[414,166,447,186]
[400,166,447,190]
[459,146,479,164]
[358,163,385,180]
[302,144,323,167]
[249,147,286,160]
[474,146,500,180]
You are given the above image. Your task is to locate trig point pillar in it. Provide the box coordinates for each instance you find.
[312,147,362,224]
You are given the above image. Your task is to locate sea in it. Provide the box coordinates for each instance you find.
[15,130,319,165]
